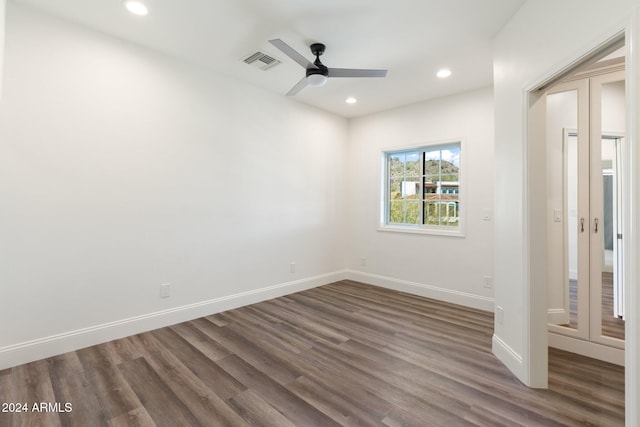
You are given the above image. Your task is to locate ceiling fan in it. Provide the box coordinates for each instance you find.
[268,39,388,96]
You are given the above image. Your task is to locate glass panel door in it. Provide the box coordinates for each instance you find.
[590,73,625,347]
[546,79,589,341]
[598,134,625,341]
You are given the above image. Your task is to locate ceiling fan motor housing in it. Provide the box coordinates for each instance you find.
[310,43,326,56]
[307,43,328,78]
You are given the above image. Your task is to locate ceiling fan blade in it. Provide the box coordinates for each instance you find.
[286,77,309,96]
[268,39,317,70]
[328,68,388,78]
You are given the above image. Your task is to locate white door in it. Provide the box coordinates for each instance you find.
[546,69,625,355]
[589,71,625,347]
[546,79,589,341]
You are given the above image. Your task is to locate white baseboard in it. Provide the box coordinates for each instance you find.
[0,270,348,370]
[492,334,526,382]
[346,269,494,312]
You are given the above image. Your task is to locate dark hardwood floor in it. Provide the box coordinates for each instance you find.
[0,280,625,426]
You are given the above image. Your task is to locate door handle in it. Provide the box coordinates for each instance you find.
[580,218,585,233]
[594,218,599,233]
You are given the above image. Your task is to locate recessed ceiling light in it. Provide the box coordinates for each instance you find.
[345,97,357,104]
[123,0,149,16]
[437,69,452,79]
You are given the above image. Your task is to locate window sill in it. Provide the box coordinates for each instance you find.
[377,225,465,238]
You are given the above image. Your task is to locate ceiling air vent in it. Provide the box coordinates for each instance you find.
[242,51,281,71]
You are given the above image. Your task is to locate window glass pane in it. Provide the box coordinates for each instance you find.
[442,202,460,227]
[389,153,405,178]
[389,178,402,200]
[389,201,405,223]
[406,201,419,224]
[422,144,460,227]
[442,183,459,198]
[424,150,441,162]
[424,202,441,225]
[423,178,437,194]
[405,152,420,177]
[401,179,419,199]
[441,146,460,168]
[423,159,440,175]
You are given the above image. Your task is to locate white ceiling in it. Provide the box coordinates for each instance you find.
[11,0,526,118]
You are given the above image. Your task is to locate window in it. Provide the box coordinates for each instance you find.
[382,141,462,235]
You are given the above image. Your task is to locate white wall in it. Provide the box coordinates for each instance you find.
[602,80,626,133]
[0,0,5,99]
[494,0,640,422]
[346,88,495,311]
[0,3,348,368]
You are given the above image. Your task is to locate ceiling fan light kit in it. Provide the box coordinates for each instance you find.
[307,73,328,87]
[268,39,387,96]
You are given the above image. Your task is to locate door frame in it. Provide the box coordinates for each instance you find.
[524,18,639,426]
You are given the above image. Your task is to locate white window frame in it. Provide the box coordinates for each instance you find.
[379,139,465,237]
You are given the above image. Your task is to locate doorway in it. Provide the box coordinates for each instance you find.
[545,55,625,364]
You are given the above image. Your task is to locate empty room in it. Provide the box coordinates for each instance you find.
[0,0,638,426]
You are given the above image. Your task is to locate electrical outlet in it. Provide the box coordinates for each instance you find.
[290,262,296,273]
[360,257,367,266]
[483,275,493,288]
[159,283,171,298]
[496,305,504,325]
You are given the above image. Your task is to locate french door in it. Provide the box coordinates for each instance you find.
[546,69,625,352]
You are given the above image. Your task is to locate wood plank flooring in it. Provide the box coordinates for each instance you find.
[568,273,625,340]
[601,272,625,340]
[0,280,625,426]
